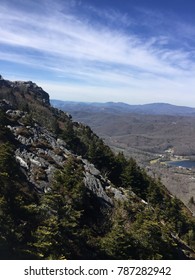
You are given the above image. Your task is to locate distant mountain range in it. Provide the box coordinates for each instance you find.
[51,100,195,116]
[51,99,195,158]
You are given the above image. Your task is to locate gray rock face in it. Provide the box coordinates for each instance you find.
[82,159,101,176]
[82,159,114,206]
[84,172,113,206]
[4,107,120,207]
[6,109,25,119]
[106,186,127,201]
[5,109,67,192]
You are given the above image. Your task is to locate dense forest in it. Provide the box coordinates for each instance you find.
[0,76,195,259]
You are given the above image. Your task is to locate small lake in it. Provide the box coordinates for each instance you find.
[168,160,195,169]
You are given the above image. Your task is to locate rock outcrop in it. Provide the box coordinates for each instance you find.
[1,102,121,207]
[0,76,50,106]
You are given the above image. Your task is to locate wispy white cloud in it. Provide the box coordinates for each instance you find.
[0,0,195,105]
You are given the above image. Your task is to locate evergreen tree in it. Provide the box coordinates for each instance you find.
[31,156,86,259]
[0,142,39,259]
[121,158,149,198]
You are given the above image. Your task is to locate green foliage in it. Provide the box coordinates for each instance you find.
[0,109,7,127]
[100,221,137,259]
[120,158,149,198]
[0,110,11,142]
[30,156,86,259]
[61,122,86,154]
[0,118,195,259]
[0,143,15,176]
[0,141,39,259]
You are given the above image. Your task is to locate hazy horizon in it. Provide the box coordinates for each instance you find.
[51,98,195,109]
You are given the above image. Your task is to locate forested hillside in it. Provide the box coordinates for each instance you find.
[0,76,195,259]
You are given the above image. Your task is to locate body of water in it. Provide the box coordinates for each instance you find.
[168,160,195,169]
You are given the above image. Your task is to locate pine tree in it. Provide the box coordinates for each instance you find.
[31,156,86,259]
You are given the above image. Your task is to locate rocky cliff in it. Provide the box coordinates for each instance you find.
[0,75,195,260]
[0,99,121,208]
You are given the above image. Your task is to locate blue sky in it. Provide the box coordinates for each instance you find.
[1,0,195,106]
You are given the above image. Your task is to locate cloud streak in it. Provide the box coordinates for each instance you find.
[0,0,195,105]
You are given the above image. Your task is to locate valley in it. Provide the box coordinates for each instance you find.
[51,100,195,214]
[96,134,195,215]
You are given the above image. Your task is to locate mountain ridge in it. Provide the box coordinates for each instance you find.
[51,99,195,116]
